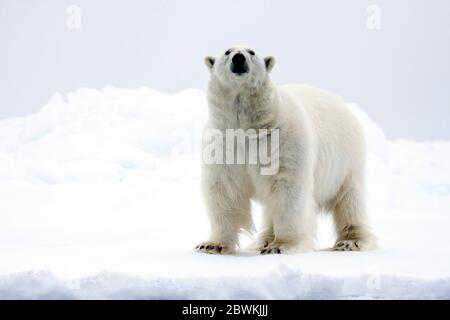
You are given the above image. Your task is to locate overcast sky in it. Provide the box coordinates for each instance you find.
[1,0,449,140]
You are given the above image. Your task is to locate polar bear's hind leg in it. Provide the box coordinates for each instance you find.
[332,177,376,251]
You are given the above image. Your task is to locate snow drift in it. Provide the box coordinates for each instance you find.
[0,87,449,299]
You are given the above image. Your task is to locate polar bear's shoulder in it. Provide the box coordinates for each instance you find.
[276,84,360,137]
[278,84,345,106]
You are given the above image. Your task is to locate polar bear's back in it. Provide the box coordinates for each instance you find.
[279,84,366,208]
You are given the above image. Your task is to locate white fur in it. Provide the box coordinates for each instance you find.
[196,46,376,255]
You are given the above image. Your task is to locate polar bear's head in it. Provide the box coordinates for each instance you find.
[205,46,275,89]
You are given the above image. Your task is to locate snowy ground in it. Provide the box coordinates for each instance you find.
[0,87,449,299]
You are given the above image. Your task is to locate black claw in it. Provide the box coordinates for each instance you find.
[199,245,205,250]
[261,249,267,254]
[263,241,269,248]
[195,245,199,249]
[276,248,281,254]
[217,246,223,253]
[355,242,360,248]
[206,245,211,250]
[345,243,350,248]
[337,243,344,247]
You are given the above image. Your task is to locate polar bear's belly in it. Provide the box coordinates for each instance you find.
[312,142,351,209]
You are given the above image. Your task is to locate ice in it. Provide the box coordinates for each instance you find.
[0,87,449,299]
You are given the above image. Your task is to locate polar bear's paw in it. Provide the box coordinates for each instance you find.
[260,242,284,255]
[333,240,361,251]
[195,242,233,255]
[246,228,275,251]
[250,237,274,251]
[258,241,271,251]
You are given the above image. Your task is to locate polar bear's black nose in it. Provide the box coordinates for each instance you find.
[231,53,248,74]
[232,53,246,66]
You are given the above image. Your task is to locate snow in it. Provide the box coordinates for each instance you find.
[0,87,449,299]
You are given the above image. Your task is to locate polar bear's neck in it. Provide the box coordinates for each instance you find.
[207,79,280,130]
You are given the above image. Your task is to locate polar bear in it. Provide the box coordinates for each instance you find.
[195,46,376,255]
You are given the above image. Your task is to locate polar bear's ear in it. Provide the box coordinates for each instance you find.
[264,56,275,72]
[204,56,216,70]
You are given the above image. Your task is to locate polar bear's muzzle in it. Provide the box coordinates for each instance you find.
[230,53,249,75]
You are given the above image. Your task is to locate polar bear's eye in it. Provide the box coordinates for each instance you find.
[225,50,232,56]
[248,50,255,56]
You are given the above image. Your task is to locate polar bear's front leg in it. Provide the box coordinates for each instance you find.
[250,218,274,251]
[196,169,253,255]
[260,177,316,255]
